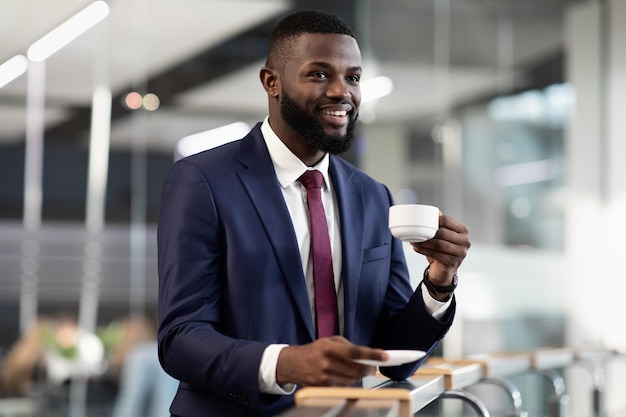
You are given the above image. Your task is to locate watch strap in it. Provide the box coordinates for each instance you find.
[422,265,457,295]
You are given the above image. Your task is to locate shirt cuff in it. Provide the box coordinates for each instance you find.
[421,283,453,321]
[258,344,297,395]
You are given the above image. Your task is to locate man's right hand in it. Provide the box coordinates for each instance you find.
[275,336,387,387]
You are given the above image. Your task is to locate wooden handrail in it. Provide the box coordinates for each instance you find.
[530,347,575,370]
[277,347,624,417]
[295,387,411,417]
[428,352,532,377]
[413,361,483,389]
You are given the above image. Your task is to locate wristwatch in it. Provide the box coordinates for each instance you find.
[422,265,458,295]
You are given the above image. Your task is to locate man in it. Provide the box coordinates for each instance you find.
[157,10,470,417]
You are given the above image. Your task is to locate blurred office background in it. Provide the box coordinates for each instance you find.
[1,0,625,416]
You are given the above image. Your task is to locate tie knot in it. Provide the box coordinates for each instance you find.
[299,169,324,190]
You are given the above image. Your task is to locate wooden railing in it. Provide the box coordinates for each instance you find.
[275,347,626,417]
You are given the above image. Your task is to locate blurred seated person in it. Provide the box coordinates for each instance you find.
[0,315,79,397]
[108,315,178,417]
[0,320,47,397]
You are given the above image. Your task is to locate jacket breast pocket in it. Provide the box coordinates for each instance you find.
[362,244,389,264]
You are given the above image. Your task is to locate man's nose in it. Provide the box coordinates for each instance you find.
[326,79,352,100]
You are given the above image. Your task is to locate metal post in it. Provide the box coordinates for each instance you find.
[480,376,527,417]
[438,389,491,417]
[23,61,45,232]
[538,369,570,417]
[21,60,46,334]
[571,360,606,417]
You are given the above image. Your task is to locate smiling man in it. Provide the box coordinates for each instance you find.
[263,24,362,161]
[157,10,470,417]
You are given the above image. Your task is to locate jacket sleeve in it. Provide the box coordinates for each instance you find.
[370,185,456,381]
[156,159,272,409]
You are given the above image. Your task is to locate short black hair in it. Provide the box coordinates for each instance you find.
[266,10,356,68]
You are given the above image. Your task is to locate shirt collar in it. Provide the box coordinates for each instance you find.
[261,116,331,189]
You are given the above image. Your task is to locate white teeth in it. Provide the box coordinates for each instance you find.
[324,110,347,116]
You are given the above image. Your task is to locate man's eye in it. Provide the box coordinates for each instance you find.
[312,72,328,79]
[347,75,360,83]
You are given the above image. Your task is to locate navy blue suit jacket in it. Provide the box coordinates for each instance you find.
[157,123,455,416]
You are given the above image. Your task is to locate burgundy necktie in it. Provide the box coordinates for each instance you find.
[299,170,339,338]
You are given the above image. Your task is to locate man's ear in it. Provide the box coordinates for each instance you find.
[260,67,280,98]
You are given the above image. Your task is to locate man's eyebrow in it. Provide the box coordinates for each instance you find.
[308,61,363,72]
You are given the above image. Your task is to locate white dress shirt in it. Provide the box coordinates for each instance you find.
[256,117,451,394]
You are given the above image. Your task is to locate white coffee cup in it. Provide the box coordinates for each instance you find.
[389,204,440,242]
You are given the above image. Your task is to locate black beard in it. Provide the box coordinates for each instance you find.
[280,91,357,155]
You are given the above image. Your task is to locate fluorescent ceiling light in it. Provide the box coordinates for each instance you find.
[176,122,250,161]
[361,76,394,103]
[27,1,110,62]
[0,55,29,89]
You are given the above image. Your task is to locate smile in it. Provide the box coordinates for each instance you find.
[322,110,348,117]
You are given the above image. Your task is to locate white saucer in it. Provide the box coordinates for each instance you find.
[353,350,427,367]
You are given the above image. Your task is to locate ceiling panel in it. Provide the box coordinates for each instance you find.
[0,0,289,148]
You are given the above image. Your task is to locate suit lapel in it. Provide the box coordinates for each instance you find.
[329,157,364,340]
[236,127,315,340]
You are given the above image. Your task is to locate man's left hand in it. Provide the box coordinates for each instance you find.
[410,214,470,291]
